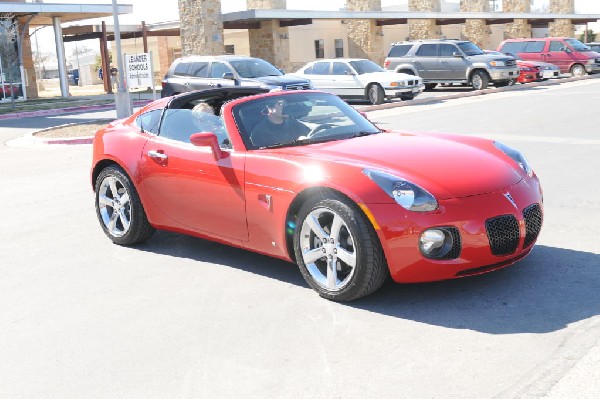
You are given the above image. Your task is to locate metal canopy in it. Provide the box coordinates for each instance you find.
[0,2,132,26]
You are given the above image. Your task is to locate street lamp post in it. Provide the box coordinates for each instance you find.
[111,0,132,117]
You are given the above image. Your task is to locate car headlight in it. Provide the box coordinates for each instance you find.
[363,169,438,212]
[489,61,506,67]
[390,81,406,87]
[521,67,533,71]
[260,84,281,91]
[494,141,533,177]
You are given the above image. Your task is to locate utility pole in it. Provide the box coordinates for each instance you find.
[111,0,132,117]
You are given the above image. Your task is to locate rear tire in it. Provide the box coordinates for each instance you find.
[95,165,155,246]
[293,191,388,301]
[367,84,385,105]
[425,83,437,91]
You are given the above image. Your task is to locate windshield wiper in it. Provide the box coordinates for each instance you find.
[348,131,380,138]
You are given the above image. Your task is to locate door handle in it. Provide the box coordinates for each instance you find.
[148,150,168,161]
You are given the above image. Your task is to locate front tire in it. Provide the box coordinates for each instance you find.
[293,191,388,301]
[95,165,155,245]
[367,84,385,105]
[570,64,586,77]
[471,70,489,90]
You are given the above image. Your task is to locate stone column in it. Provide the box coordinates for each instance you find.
[21,32,38,98]
[408,0,442,40]
[247,0,291,72]
[460,0,490,49]
[178,0,225,56]
[502,0,531,39]
[549,0,574,38]
[346,0,384,65]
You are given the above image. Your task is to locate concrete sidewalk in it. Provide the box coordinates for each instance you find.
[0,90,158,121]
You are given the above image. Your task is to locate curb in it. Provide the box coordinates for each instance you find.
[359,73,599,112]
[15,74,600,146]
[0,99,153,121]
[30,119,114,145]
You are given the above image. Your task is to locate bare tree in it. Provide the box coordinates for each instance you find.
[0,14,19,104]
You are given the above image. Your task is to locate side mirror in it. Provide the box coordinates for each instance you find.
[564,47,572,53]
[453,52,463,58]
[222,72,236,81]
[190,132,224,160]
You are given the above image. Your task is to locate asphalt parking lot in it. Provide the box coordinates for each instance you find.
[1,78,599,398]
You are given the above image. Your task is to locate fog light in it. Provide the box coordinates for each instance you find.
[419,228,454,259]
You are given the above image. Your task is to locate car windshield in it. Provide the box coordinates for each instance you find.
[233,92,381,150]
[457,42,484,56]
[229,59,283,78]
[505,52,523,60]
[564,38,591,51]
[349,60,384,74]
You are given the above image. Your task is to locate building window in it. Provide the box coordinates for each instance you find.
[225,45,235,55]
[315,39,324,59]
[334,39,344,58]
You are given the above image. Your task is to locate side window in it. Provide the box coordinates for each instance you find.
[134,109,162,134]
[388,44,412,57]
[416,44,438,57]
[159,109,198,143]
[188,62,209,78]
[549,41,566,52]
[210,62,233,78]
[523,41,545,53]
[439,44,457,57]
[173,62,190,76]
[500,42,526,53]
[308,62,330,75]
[332,62,351,75]
[303,65,313,74]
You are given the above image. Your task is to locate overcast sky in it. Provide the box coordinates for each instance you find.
[33,0,600,54]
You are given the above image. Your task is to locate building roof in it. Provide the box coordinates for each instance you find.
[221,9,600,29]
[0,2,132,26]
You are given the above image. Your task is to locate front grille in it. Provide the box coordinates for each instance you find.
[523,204,542,248]
[285,83,311,90]
[407,80,415,86]
[486,215,520,256]
[445,227,462,259]
[506,59,516,67]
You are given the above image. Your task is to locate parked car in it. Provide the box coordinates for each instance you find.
[290,58,424,104]
[586,42,600,52]
[0,82,21,99]
[91,87,543,301]
[383,39,519,90]
[497,37,600,76]
[484,50,560,84]
[161,55,312,97]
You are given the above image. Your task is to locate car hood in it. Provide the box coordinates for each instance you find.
[279,132,524,200]
[469,54,514,63]
[244,75,310,86]
[517,60,556,69]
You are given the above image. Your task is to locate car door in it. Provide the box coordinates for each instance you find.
[413,44,439,79]
[207,61,237,88]
[302,61,332,91]
[328,61,362,96]
[439,43,465,80]
[138,109,248,241]
[521,41,545,64]
[186,61,211,91]
[547,39,572,73]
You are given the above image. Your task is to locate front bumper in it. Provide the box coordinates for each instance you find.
[488,67,519,81]
[585,62,600,73]
[386,83,425,97]
[365,176,543,283]
[541,69,561,79]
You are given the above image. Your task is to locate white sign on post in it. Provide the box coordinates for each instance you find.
[124,53,153,88]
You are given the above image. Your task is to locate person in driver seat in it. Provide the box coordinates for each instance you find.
[250,98,309,148]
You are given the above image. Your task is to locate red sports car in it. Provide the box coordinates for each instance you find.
[91,88,543,301]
